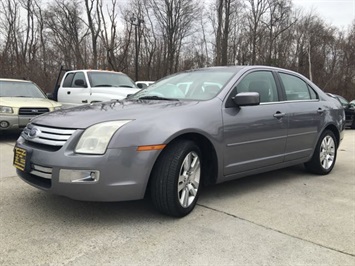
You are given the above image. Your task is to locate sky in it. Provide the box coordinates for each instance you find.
[293,0,355,29]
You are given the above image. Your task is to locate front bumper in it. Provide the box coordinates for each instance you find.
[0,114,34,130]
[15,138,159,202]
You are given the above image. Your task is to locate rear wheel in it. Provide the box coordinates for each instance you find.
[351,117,355,129]
[305,130,337,175]
[150,140,201,217]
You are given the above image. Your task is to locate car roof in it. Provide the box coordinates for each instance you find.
[0,78,32,83]
[184,65,297,73]
[66,69,124,74]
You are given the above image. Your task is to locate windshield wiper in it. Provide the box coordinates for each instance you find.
[93,84,112,87]
[119,85,133,88]
[138,95,179,101]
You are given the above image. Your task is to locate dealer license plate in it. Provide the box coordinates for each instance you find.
[13,147,27,171]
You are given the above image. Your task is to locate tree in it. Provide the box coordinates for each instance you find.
[148,0,199,75]
[84,0,102,69]
[263,0,296,65]
[45,0,88,69]
[1,0,21,75]
[246,0,269,64]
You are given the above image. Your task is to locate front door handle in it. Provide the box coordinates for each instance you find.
[82,100,88,103]
[273,111,286,119]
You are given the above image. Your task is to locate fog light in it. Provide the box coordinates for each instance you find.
[59,169,100,183]
[0,121,9,128]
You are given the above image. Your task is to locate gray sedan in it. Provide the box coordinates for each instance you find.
[14,66,345,217]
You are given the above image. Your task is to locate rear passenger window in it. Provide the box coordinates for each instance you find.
[62,73,74,87]
[279,73,318,100]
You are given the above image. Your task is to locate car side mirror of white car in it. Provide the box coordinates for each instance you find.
[74,79,87,88]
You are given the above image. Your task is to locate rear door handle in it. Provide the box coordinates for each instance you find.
[82,100,88,103]
[273,111,286,119]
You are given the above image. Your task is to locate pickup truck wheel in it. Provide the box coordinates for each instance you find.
[305,130,337,175]
[150,140,201,217]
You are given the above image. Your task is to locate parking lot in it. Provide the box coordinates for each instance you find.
[0,130,354,265]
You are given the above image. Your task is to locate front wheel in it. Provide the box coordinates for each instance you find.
[150,140,202,217]
[305,130,337,175]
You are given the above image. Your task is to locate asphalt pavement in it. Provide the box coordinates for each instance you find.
[0,130,354,265]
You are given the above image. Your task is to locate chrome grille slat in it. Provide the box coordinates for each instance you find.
[36,132,73,140]
[22,124,76,147]
[29,138,66,146]
[30,170,51,179]
[35,126,76,135]
[31,164,52,179]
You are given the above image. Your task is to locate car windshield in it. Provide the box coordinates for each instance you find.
[130,69,238,101]
[336,95,349,105]
[88,72,136,88]
[0,81,46,98]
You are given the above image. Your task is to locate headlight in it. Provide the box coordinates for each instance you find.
[0,106,13,114]
[75,120,131,154]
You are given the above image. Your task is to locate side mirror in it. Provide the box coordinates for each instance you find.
[46,92,54,100]
[233,92,260,106]
[74,79,86,87]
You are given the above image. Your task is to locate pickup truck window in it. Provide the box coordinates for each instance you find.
[72,72,87,88]
[88,72,136,88]
[62,73,75,87]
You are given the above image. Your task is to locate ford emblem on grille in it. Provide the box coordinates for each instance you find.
[31,109,39,113]
[28,127,41,138]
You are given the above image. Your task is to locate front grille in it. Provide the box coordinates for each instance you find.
[22,124,76,148]
[19,107,49,115]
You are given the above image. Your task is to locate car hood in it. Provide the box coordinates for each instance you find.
[91,86,141,93]
[32,100,200,129]
[0,97,62,108]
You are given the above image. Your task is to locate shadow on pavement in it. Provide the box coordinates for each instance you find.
[0,130,21,142]
[14,165,310,224]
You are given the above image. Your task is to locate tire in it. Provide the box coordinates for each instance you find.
[305,130,337,175]
[351,117,355,129]
[150,140,202,217]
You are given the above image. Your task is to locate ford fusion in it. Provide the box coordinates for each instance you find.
[14,66,345,217]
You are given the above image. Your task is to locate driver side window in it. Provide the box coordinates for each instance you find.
[226,71,278,107]
[72,72,87,88]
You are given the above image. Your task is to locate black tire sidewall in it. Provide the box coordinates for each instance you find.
[306,130,337,175]
[151,140,202,217]
[351,118,355,129]
[172,142,202,215]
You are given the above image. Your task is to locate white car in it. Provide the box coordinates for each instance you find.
[0,79,62,130]
[57,70,140,106]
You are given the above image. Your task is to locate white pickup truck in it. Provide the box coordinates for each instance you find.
[55,69,140,107]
